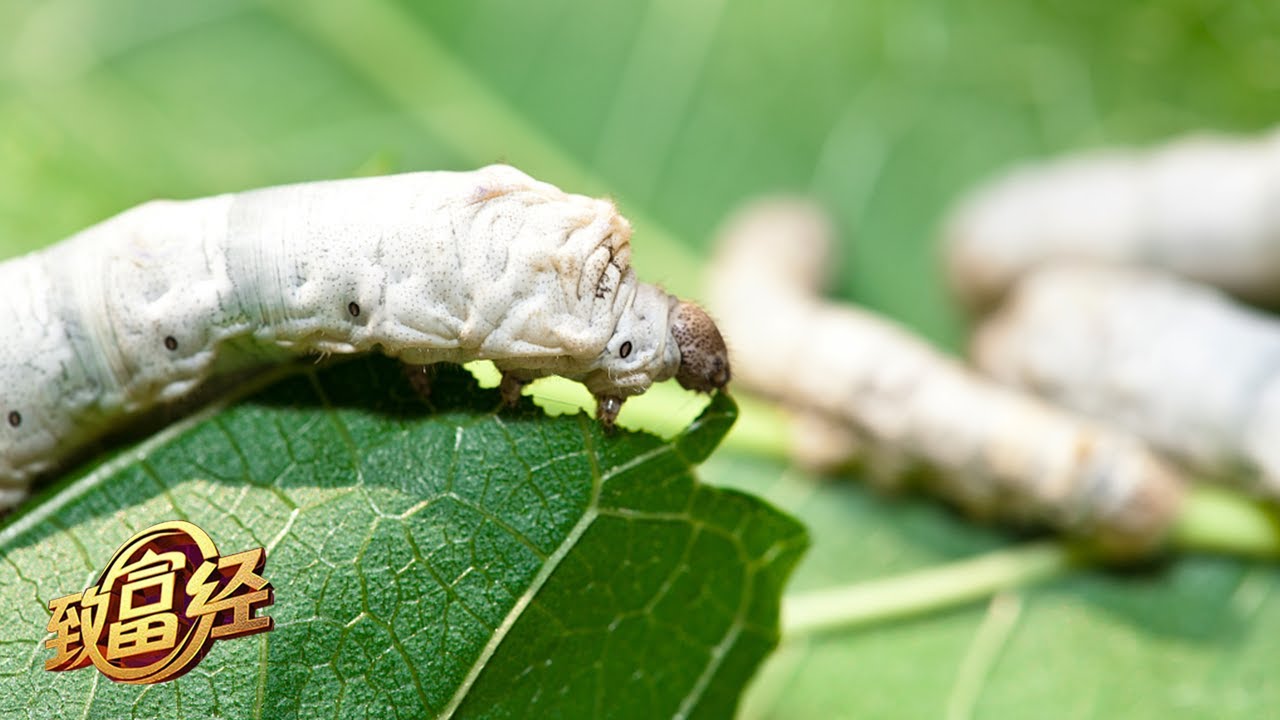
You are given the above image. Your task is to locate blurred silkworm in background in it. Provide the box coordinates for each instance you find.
[974,263,1280,501]
[944,128,1280,311]
[706,199,1185,556]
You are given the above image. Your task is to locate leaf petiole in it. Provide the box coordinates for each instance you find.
[780,541,1075,637]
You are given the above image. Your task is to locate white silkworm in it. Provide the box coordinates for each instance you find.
[974,264,1280,499]
[0,165,729,509]
[707,199,1185,555]
[944,127,1280,310]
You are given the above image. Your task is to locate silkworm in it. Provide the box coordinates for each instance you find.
[706,199,1184,555]
[0,165,730,509]
[944,127,1280,310]
[975,264,1280,499]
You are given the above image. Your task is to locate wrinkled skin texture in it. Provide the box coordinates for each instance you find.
[0,165,730,505]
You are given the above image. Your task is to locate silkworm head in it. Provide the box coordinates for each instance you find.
[587,284,680,397]
[670,301,730,393]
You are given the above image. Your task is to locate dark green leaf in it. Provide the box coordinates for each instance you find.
[0,359,806,719]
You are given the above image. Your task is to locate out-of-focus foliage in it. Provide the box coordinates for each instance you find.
[5,0,1278,345]
[2,0,1279,717]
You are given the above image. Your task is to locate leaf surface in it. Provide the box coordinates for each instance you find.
[707,455,1279,720]
[0,360,805,719]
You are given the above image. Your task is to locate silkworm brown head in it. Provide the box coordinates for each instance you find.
[670,301,730,393]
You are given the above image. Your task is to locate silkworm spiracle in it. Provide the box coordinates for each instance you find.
[0,165,730,509]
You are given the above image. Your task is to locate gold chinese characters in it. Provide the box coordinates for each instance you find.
[45,520,273,684]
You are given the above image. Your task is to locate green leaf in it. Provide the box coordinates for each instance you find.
[709,456,1280,720]
[0,359,806,718]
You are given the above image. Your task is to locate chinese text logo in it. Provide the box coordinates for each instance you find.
[45,520,273,684]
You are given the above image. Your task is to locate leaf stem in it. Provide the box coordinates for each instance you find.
[780,481,1280,639]
[1172,485,1280,558]
[781,541,1074,637]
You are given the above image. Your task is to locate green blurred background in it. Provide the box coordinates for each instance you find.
[4,1,1280,717]
[5,0,1278,347]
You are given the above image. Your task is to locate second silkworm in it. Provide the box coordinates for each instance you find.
[706,200,1185,556]
[975,264,1280,499]
[944,127,1280,310]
